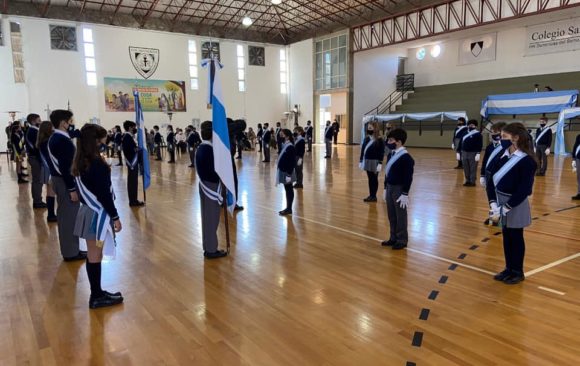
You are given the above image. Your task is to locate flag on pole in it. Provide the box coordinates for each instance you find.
[202,57,236,213]
[134,90,151,190]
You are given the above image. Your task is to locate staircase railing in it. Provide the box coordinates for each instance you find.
[365,74,415,116]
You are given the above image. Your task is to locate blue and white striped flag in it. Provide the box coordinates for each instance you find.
[202,57,236,213]
[134,90,151,190]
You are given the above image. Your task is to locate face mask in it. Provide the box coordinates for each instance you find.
[293,133,298,138]
[540,123,546,128]
[386,142,397,150]
[469,126,476,131]
[500,139,512,149]
[67,124,75,133]
[492,134,501,142]
[367,129,374,135]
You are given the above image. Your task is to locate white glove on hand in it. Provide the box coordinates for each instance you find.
[475,153,480,162]
[490,202,500,215]
[396,194,409,209]
[359,162,363,170]
[456,153,461,161]
[383,189,387,201]
[479,177,486,187]
[545,148,551,155]
[573,160,577,172]
[452,143,455,150]
[266,144,269,148]
[376,164,382,172]
[285,176,292,184]
[297,158,303,166]
[501,205,511,216]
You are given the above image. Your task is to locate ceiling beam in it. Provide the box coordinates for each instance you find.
[110,0,123,24]
[40,0,51,17]
[139,0,161,28]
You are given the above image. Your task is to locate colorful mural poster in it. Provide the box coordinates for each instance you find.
[104,77,186,112]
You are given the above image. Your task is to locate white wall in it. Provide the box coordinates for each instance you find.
[407,25,580,87]
[288,39,314,127]
[352,46,406,143]
[0,16,290,138]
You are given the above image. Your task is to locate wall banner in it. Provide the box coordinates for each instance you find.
[458,33,497,65]
[104,77,186,112]
[526,18,580,56]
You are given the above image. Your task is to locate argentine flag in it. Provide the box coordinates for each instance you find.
[202,57,236,213]
[134,90,151,190]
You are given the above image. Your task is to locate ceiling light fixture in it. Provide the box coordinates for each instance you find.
[242,16,253,27]
[271,0,282,4]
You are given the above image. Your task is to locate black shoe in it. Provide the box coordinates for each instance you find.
[324,156,330,159]
[33,202,47,209]
[503,271,525,285]
[21,173,29,177]
[188,164,195,168]
[103,290,122,297]
[168,161,175,164]
[572,194,580,200]
[18,178,29,184]
[129,201,145,207]
[89,292,124,309]
[262,160,270,163]
[155,158,162,161]
[115,163,123,166]
[236,156,242,159]
[392,242,407,250]
[293,184,303,189]
[279,208,292,216]
[381,240,396,247]
[484,218,490,225]
[63,252,88,262]
[493,269,512,281]
[363,196,377,202]
[47,215,58,223]
[204,250,228,259]
[234,205,244,211]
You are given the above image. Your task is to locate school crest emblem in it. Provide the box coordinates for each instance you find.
[129,47,159,79]
[470,41,484,57]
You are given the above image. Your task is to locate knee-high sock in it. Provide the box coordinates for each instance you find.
[86,261,103,297]
[46,196,56,217]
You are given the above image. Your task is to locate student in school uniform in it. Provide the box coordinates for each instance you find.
[37,121,58,222]
[324,121,334,159]
[383,122,395,156]
[275,122,283,154]
[72,124,124,309]
[262,123,271,163]
[48,110,85,262]
[26,114,46,208]
[486,122,537,285]
[480,122,507,226]
[381,128,414,250]
[293,127,306,189]
[305,120,313,152]
[11,124,28,184]
[113,126,123,166]
[452,117,468,169]
[360,121,385,202]
[277,129,297,216]
[572,133,580,200]
[122,121,145,207]
[166,125,176,163]
[459,119,483,187]
[257,123,263,153]
[196,121,227,259]
[534,117,552,176]
[186,126,201,168]
[153,125,163,161]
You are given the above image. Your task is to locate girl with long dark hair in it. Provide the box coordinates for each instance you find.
[277,129,297,216]
[360,121,385,202]
[72,124,124,308]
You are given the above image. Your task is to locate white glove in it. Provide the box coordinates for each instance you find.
[297,158,303,166]
[285,176,292,184]
[452,143,455,150]
[359,162,363,170]
[475,153,480,162]
[490,202,499,215]
[501,205,511,216]
[266,144,269,148]
[479,177,486,187]
[382,189,387,201]
[489,202,500,224]
[456,153,461,161]
[376,164,382,172]
[573,160,577,172]
[545,148,550,155]
[396,194,409,209]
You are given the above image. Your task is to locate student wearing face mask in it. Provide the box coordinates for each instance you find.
[293,127,306,189]
[452,117,468,169]
[166,125,176,163]
[384,122,394,156]
[534,117,552,176]
[459,119,483,187]
[572,133,580,200]
[486,122,537,285]
[262,123,271,163]
[113,126,123,166]
[324,121,334,159]
[11,123,28,184]
[480,122,507,226]
[359,122,385,202]
[48,110,86,262]
[153,125,163,161]
[305,120,313,152]
[277,129,297,215]
[381,128,414,250]
[122,121,145,207]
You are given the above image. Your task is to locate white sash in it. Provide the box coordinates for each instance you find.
[277,141,292,164]
[75,176,117,260]
[295,136,305,145]
[492,153,526,187]
[385,149,409,178]
[486,145,503,169]
[47,130,70,175]
[123,133,138,169]
[462,129,478,142]
[200,180,223,205]
[575,145,580,158]
[535,127,550,144]
[325,126,331,136]
[455,126,467,137]
[362,137,376,164]
[26,126,38,149]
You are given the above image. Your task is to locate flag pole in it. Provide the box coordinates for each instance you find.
[222,182,230,254]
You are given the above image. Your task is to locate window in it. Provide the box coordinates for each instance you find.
[315,33,348,91]
[279,48,287,94]
[188,40,199,90]
[237,44,245,92]
[82,28,96,86]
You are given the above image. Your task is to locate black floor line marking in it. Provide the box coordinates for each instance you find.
[406,362,417,366]
[428,290,439,300]
[439,275,448,284]
[481,237,490,242]
[494,232,502,236]
[419,308,430,320]
[469,245,479,250]
[458,253,467,259]
[448,263,458,270]
[412,332,423,347]
[555,205,580,213]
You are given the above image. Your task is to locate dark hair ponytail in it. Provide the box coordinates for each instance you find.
[282,128,294,143]
[72,124,108,176]
[502,123,538,164]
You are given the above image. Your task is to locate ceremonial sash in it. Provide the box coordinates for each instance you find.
[493,152,526,187]
[26,126,38,150]
[575,145,580,158]
[47,130,70,175]
[486,145,503,169]
[295,136,305,145]
[362,137,376,163]
[385,149,409,178]
[277,141,292,164]
[123,133,138,169]
[535,127,551,144]
[325,126,331,137]
[75,176,117,259]
[200,180,223,205]
[455,126,467,137]
[462,129,478,142]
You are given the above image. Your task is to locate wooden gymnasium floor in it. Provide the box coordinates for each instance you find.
[1,145,580,366]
